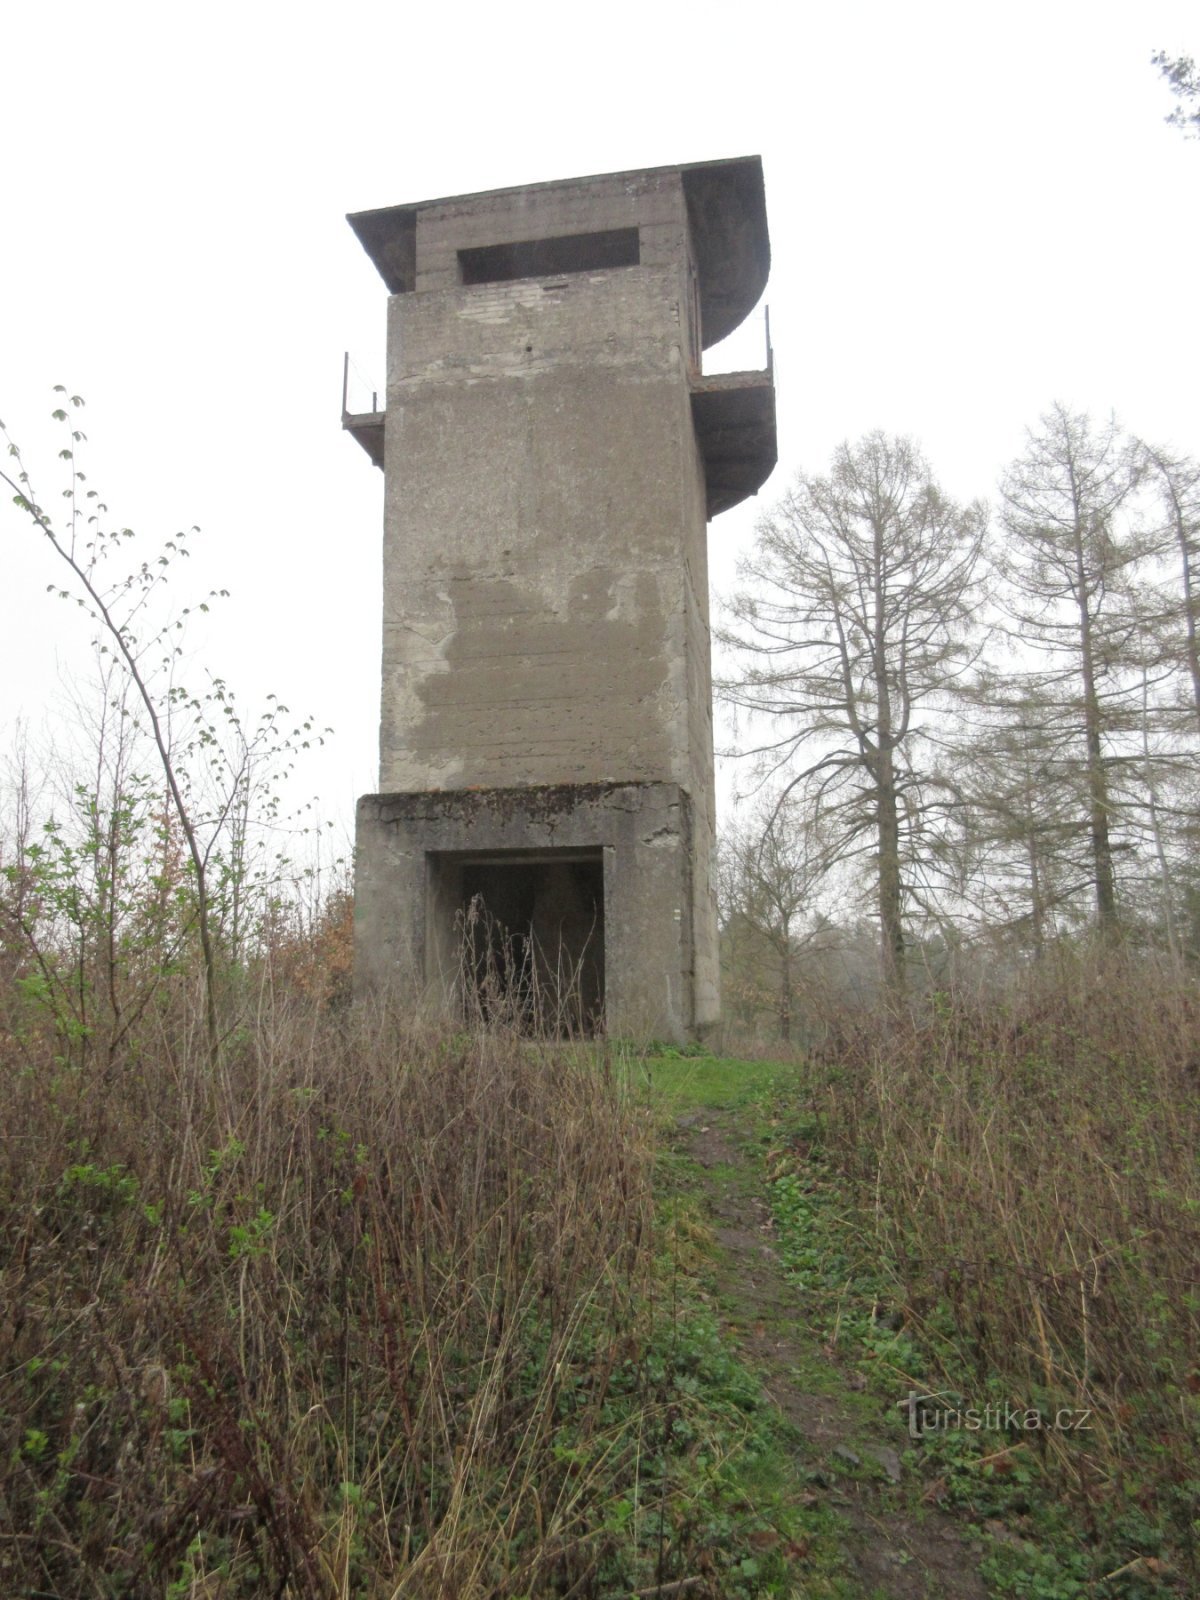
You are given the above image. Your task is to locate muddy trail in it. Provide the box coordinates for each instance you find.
[677,1105,988,1600]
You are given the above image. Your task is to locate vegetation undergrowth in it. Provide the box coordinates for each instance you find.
[3,1005,641,1595]
[633,1049,899,1598]
[756,959,1199,1598]
[0,980,859,1599]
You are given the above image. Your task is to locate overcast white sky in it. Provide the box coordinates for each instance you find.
[2,0,1198,844]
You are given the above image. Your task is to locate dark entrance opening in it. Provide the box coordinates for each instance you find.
[454,853,605,1036]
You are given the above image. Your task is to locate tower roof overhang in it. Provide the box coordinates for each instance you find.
[346,155,769,351]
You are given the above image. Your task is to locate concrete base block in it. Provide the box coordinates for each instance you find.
[354,782,698,1042]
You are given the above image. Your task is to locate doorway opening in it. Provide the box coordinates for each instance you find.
[431,850,605,1036]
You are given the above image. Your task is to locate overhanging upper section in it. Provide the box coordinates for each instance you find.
[347,156,769,350]
[349,206,417,296]
[679,159,769,347]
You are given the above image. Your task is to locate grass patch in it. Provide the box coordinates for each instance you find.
[622,1047,794,1114]
[757,960,1200,1598]
[641,1052,920,1596]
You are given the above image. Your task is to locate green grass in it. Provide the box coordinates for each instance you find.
[636,1048,900,1597]
[620,1046,796,1115]
[633,1044,1190,1597]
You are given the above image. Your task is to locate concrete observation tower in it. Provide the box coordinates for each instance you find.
[344,157,776,1041]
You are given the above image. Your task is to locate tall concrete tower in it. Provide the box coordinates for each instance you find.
[345,157,775,1040]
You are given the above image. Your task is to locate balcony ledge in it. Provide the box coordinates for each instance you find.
[343,410,385,470]
[689,368,777,518]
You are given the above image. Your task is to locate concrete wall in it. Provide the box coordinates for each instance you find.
[379,262,705,792]
[680,415,720,1026]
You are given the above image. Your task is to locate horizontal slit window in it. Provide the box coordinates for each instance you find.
[458,227,640,285]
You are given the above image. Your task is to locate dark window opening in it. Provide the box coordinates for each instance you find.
[458,228,640,287]
[454,855,605,1037]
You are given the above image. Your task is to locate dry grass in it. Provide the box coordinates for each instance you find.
[0,977,664,1598]
[808,953,1200,1574]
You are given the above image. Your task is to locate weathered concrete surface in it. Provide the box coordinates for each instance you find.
[379,266,708,783]
[355,784,697,1042]
[347,158,775,1037]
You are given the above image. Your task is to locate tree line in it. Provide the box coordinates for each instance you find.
[717,407,1200,1026]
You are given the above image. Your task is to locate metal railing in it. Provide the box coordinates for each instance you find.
[702,303,773,379]
[342,352,381,418]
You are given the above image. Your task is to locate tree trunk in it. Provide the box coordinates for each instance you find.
[1172,492,1200,732]
[872,513,906,997]
[778,918,792,1042]
[1141,672,1180,962]
[1073,528,1119,941]
[1020,743,1046,956]
[877,754,906,996]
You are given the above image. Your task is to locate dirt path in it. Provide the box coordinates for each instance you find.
[679,1105,988,1600]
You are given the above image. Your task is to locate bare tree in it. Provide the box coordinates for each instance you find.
[720,432,986,996]
[0,396,226,1061]
[1,393,328,1065]
[1138,443,1200,733]
[998,405,1147,944]
[952,684,1099,953]
[718,796,832,1041]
